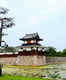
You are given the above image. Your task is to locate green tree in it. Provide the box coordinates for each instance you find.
[56,51,63,56]
[0,46,17,53]
[44,47,56,56]
[62,49,66,56]
[63,49,66,53]
[0,8,15,46]
[4,46,16,53]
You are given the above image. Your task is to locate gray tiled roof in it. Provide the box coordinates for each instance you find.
[24,33,39,39]
[20,33,43,41]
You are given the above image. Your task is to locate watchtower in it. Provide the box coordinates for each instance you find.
[18,33,46,65]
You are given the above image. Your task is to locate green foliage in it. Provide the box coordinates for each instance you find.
[44,47,66,57]
[56,51,63,56]
[56,49,66,57]
[44,47,56,56]
[62,49,66,56]
[0,74,50,80]
[0,8,15,46]
[63,49,66,53]
[0,46,17,53]
[4,47,16,53]
[48,73,61,79]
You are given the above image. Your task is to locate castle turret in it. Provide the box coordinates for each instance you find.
[19,33,45,56]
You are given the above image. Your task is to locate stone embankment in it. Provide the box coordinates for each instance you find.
[0,52,66,65]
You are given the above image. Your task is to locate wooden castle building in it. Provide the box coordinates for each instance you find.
[19,33,44,55]
[18,33,46,65]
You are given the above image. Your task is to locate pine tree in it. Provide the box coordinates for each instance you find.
[0,8,15,46]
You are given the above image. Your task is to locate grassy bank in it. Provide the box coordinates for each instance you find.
[0,74,50,80]
[2,65,50,77]
[2,64,62,78]
[2,64,64,79]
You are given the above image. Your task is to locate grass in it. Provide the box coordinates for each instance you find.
[2,64,60,78]
[0,74,50,80]
[2,64,63,80]
[3,65,50,77]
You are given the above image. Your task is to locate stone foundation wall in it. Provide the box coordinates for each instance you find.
[46,57,66,64]
[0,55,46,65]
[0,54,66,65]
[16,56,46,65]
[0,57,16,65]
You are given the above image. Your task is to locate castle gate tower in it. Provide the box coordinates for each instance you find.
[18,33,46,65]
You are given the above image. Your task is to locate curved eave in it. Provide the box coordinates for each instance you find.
[20,38,43,41]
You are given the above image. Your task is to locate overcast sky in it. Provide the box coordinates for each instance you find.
[0,0,66,51]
